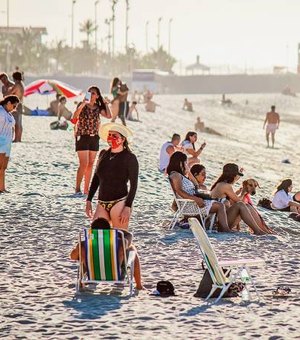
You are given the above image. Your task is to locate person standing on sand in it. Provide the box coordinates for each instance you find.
[0,95,19,193]
[9,72,24,142]
[85,123,138,230]
[263,105,280,148]
[72,86,111,195]
[0,73,14,97]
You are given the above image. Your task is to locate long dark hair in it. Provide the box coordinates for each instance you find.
[0,95,20,107]
[167,151,187,176]
[211,169,237,190]
[183,131,197,150]
[190,164,205,177]
[88,85,106,110]
[275,179,292,194]
[110,77,120,93]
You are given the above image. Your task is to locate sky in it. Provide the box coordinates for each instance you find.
[1,0,300,72]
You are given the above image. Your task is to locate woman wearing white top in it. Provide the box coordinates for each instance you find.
[272,179,300,213]
[0,95,20,193]
[181,131,206,166]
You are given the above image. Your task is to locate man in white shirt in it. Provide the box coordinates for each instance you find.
[159,134,181,172]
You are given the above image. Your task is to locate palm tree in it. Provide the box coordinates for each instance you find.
[80,19,96,48]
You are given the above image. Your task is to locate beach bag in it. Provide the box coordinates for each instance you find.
[258,198,274,210]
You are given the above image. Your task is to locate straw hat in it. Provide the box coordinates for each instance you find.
[99,122,133,141]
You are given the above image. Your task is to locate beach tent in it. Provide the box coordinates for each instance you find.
[24,79,82,98]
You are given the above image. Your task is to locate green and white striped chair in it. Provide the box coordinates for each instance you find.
[76,228,136,295]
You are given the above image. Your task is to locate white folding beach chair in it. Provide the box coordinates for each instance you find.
[168,179,216,232]
[189,217,265,303]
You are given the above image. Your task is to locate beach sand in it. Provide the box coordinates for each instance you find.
[1,93,300,339]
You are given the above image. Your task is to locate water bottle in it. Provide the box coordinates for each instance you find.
[241,287,250,301]
[240,268,250,301]
[240,268,250,283]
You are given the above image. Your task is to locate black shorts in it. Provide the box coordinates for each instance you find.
[75,135,99,152]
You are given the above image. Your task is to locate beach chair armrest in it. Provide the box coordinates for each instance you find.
[127,250,136,269]
[218,258,265,267]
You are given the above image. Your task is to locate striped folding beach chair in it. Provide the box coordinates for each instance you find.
[76,228,136,295]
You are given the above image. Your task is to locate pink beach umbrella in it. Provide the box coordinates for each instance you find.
[24,79,82,98]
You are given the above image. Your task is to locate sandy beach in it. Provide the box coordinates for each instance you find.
[1,93,300,339]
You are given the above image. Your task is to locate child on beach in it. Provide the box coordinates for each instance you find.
[70,217,144,290]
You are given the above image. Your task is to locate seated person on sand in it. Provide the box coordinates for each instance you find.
[181,131,206,167]
[281,85,296,97]
[159,133,181,173]
[167,152,232,232]
[126,101,140,121]
[182,98,193,112]
[145,100,160,113]
[221,94,232,105]
[143,89,153,103]
[70,217,143,290]
[210,163,273,235]
[57,96,72,120]
[271,179,300,213]
[47,93,61,116]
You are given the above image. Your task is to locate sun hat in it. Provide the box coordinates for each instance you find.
[99,122,133,141]
[223,163,243,176]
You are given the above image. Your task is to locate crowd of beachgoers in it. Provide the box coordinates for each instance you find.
[1,68,300,336]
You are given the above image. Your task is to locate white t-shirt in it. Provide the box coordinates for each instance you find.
[181,140,194,157]
[272,189,292,209]
[159,141,173,171]
[0,105,15,141]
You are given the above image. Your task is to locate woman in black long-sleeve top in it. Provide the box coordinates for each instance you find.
[86,123,138,229]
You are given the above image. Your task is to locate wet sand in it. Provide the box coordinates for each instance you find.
[1,94,300,339]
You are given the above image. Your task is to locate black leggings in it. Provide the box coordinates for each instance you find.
[118,102,128,126]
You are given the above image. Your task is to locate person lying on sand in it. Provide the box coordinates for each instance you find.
[194,117,222,136]
[70,217,144,290]
[210,163,273,235]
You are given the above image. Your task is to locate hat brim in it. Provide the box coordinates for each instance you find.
[99,123,133,141]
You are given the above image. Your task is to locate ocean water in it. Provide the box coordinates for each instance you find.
[1,93,299,339]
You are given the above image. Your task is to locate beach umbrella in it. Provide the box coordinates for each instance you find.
[24,79,82,98]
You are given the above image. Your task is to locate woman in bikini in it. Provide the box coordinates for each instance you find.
[210,163,273,234]
[72,86,111,195]
[85,123,138,229]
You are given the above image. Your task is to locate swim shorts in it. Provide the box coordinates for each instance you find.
[75,135,99,152]
[266,123,277,134]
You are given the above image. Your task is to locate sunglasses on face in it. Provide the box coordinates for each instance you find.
[89,91,98,95]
